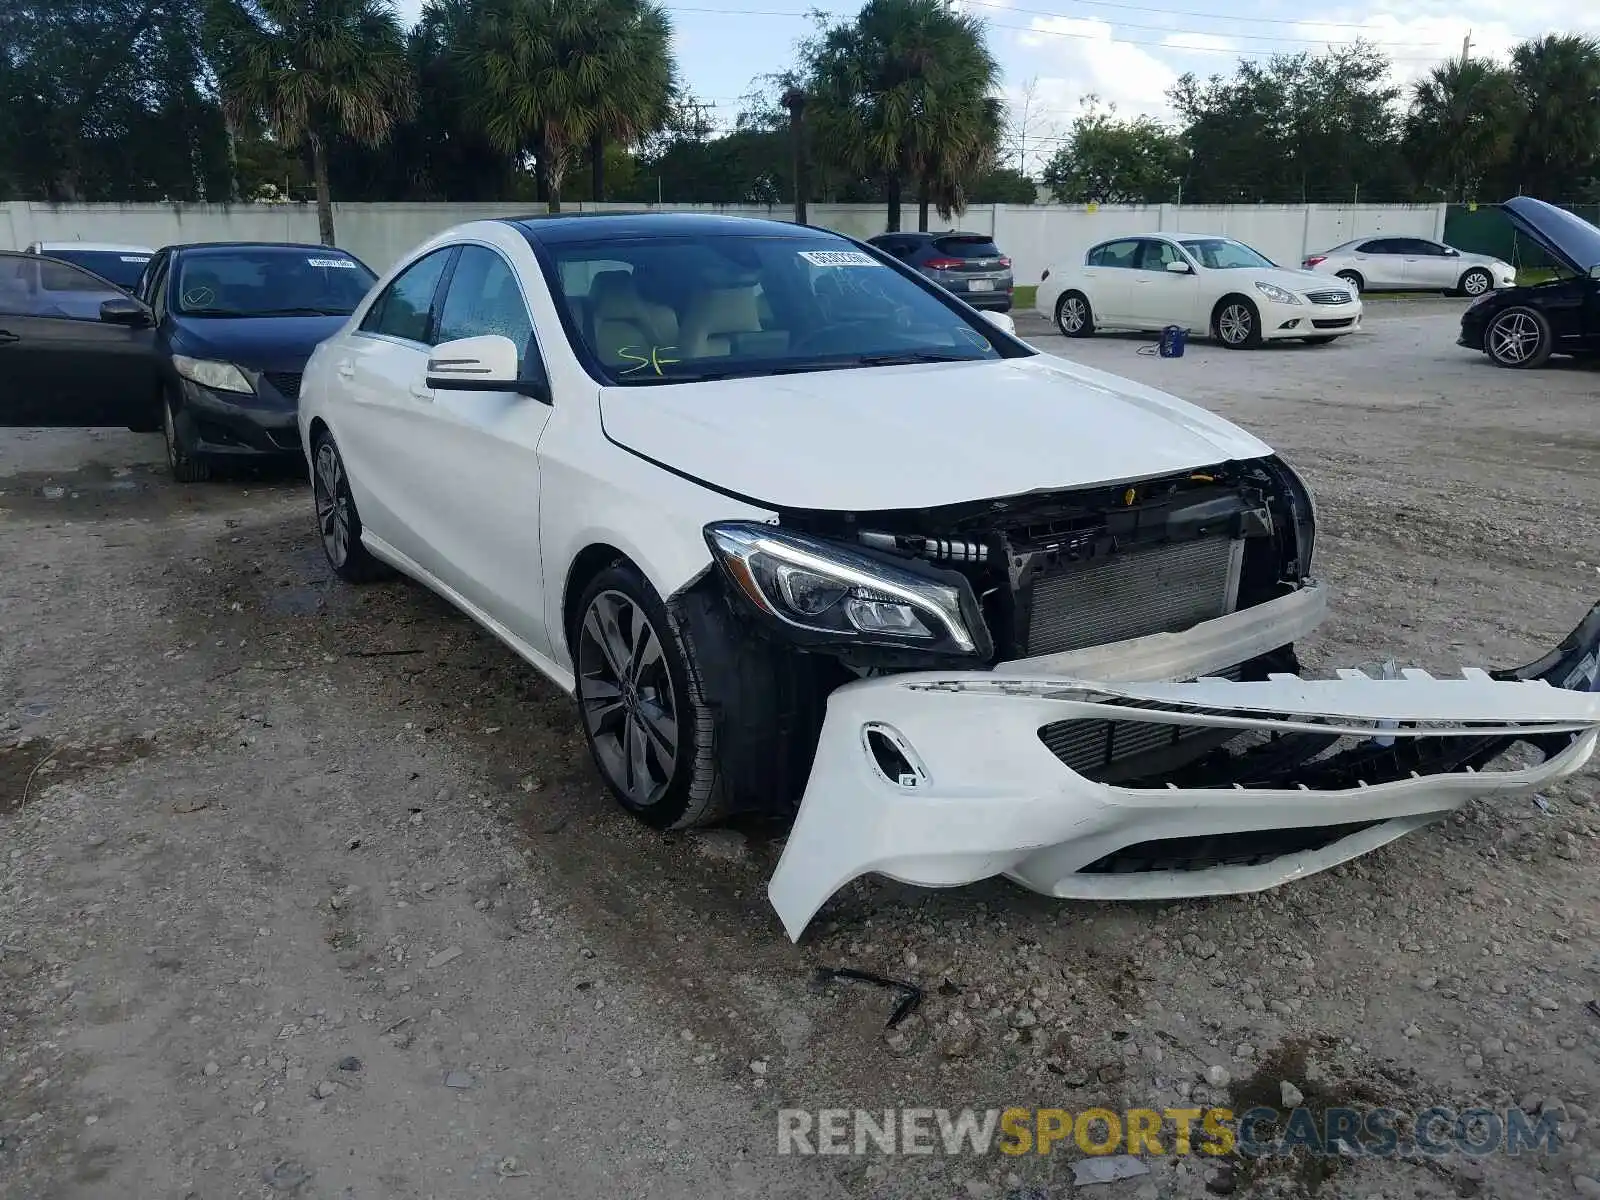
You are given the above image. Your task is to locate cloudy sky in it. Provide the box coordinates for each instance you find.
[393,0,1600,154]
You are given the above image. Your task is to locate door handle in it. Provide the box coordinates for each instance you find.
[0,329,19,345]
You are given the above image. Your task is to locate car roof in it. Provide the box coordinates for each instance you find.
[30,241,154,253]
[163,241,361,254]
[505,211,827,245]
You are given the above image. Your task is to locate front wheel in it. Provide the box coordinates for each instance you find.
[574,563,721,830]
[163,396,211,483]
[1214,297,1263,349]
[1458,268,1493,298]
[1484,306,1554,369]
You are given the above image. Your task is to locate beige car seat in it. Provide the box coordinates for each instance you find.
[679,287,766,357]
[589,270,678,364]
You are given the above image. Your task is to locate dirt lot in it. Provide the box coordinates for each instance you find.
[3,299,1599,1200]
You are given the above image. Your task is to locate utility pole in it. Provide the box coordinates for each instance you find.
[1461,30,1473,62]
[782,86,808,226]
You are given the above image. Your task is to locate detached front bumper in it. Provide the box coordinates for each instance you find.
[768,598,1600,941]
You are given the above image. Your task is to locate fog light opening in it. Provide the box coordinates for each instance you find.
[1279,318,1301,330]
[862,723,929,789]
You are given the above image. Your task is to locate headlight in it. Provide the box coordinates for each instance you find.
[173,355,254,394]
[705,521,988,657]
[1254,282,1302,305]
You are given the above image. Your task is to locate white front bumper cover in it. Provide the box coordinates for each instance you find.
[768,598,1600,941]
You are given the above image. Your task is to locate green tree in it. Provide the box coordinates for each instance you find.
[457,0,677,212]
[1041,99,1187,204]
[1404,57,1517,201]
[208,0,415,245]
[1509,35,1600,199]
[804,0,1002,231]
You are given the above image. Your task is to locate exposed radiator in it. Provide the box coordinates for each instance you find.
[1024,536,1243,657]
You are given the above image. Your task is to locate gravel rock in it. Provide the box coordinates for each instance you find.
[1205,1064,1231,1088]
[1280,1081,1305,1107]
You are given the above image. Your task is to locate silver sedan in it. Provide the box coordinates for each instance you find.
[1303,236,1515,296]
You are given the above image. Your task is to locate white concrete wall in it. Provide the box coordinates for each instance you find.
[3,199,1446,286]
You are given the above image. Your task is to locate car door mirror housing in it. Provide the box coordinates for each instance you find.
[1166,260,1192,274]
[426,334,550,401]
[99,297,152,327]
[1589,264,1600,281]
[979,309,1016,336]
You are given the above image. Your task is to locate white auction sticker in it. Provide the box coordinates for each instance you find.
[307,257,358,269]
[120,255,151,263]
[798,250,880,267]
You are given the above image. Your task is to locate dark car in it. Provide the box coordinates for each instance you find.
[867,231,1014,311]
[1458,197,1600,369]
[0,251,161,428]
[24,241,155,292]
[133,242,378,480]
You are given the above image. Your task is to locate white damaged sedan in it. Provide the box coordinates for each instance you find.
[299,213,1600,941]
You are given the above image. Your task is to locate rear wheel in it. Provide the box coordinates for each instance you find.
[1459,267,1493,298]
[1214,296,1262,349]
[1484,306,1554,369]
[312,430,393,582]
[163,395,211,483]
[1054,291,1094,337]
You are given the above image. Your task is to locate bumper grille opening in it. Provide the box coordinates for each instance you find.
[1077,820,1385,874]
[1038,666,1244,780]
[262,371,303,401]
[1024,536,1242,657]
[1311,318,1355,330]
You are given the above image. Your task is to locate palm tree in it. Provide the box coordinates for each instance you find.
[456,0,676,212]
[1509,34,1600,198]
[805,0,1001,232]
[1404,57,1516,201]
[208,0,414,245]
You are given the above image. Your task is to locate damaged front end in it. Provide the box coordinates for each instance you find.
[681,455,1600,939]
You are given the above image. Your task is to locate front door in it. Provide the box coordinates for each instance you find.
[1127,239,1202,329]
[0,256,156,426]
[411,244,556,656]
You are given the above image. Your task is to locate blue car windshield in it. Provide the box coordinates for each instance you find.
[542,233,1015,385]
[175,247,376,317]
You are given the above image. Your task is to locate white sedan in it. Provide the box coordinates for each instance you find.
[1036,233,1363,348]
[299,213,1600,941]
[1304,236,1515,297]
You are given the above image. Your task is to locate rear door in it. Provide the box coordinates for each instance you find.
[332,245,457,569]
[0,255,157,427]
[403,243,556,655]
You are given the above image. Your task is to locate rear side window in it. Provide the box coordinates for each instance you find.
[361,248,454,344]
[932,236,1001,259]
[1087,240,1140,268]
[1357,239,1400,254]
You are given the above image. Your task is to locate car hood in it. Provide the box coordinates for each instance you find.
[1247,266,1345,294]
[170,313,350,371]
[598,354,1273,511]
[1502,197,1600,275]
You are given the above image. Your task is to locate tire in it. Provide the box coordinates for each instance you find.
[162,394,211,483]
[573,562,722,831]
[1054,291,1094,337]
[1458,268,1493,298]
[1483,306,1554,369]
[1335,270,1363,293]
[311,430,393,582]
[1214,296,1263,349]
[1301,336,1339,345]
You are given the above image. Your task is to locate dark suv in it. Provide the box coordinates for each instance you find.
[868,231,1014,312]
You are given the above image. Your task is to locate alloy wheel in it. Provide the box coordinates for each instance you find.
[1462,271,1491,297]
[577,590,680,809]
[1219,304,1253,345]
[1058,295,1087,334]
[1487,311,1541,365]
[313,442,351,568]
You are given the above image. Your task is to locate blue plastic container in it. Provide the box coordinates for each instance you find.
[1159,325,1187,357]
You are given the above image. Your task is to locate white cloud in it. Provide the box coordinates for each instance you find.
[1012,17,1180,118]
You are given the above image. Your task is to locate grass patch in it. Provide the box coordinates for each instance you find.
[1012,284,1037,309]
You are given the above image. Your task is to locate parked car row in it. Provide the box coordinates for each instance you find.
[1030,197,1600,368]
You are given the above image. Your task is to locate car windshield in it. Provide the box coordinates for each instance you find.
[174,247,376,317]
[1179,238,1277,270]
[543,232,1010,385]
[40,249,150,290]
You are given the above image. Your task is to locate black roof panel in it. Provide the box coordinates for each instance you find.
[507,211,828,244]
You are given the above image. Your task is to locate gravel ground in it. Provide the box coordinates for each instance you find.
[3,298,1599,1200]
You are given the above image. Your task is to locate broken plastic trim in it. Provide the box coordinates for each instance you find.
[814,967,923,1029]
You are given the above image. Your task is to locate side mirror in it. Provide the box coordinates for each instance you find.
[99,296,152,327]
[1445,248,1460,256]
[426,334,549,401]
[1588,264,1600,281]
[1166,260,1192,274]
[979,309,1016,336]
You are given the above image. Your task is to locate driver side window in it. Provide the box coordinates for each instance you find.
[361,248,454,345]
